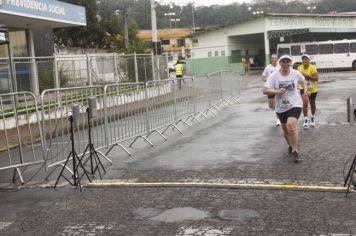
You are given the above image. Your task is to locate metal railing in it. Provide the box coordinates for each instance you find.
[0,92,45,183]
[0,71,241,184]
[0,53,171,96]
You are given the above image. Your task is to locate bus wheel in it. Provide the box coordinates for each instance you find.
[353,61,356,70]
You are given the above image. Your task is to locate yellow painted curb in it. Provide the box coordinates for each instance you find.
[87,181,348,192]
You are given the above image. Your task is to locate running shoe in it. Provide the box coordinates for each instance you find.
[276,119,281,126]
[310,116,315,127]
[291,151,300,163]
[303,118,309,129]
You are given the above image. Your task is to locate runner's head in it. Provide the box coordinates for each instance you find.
[301,54,310,67]
[271,53,278,66]
[279,54,292,70]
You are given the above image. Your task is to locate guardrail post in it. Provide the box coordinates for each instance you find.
[134,52,139,84]
[220,71,223,100]
[103,86,109,147]
[347,96,354,124]
[8,45,17,93]
[207,74,212,107]
[145,83,150,133]
[156,55,161,81]
[166,53,169,79]
[151,52,156,81]
[87,53,93,86]
[53,54,61,105]
[113,53,118,83]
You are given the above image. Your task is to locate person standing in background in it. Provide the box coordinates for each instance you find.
[261,53,281,126]
[175,60,184,89]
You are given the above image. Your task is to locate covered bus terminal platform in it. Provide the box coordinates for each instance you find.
[190,13,356,75]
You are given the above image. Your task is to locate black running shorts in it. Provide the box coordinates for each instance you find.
[276,107,302,124]
[300,89,318,100]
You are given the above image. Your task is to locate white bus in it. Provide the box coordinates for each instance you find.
[277,39,356,70]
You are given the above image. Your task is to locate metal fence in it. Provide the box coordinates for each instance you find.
[40,86,108,174]
[0,71,241,184]
[0,53,170,96]
[0,92,45,183]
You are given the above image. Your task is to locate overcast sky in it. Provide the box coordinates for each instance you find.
[160,0,252,7]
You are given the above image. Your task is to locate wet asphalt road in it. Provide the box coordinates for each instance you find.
[2,72,356,235]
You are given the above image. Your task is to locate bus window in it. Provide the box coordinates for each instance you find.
[277,48,290,57]
[305,44,318,55]
[291,46,301,56]
[350,43,356,53]
[334,43,349,53]
[319,44,333,54]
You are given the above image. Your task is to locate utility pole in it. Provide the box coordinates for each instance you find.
[115,0,130,51]
[123,2,129,50]
[191,2,195,33]
[151,0,159,55]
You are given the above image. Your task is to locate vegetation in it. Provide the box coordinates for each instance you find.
[54,0,356,52]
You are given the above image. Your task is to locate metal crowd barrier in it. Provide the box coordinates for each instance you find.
[0,70,240,184]
[104,82,148,155]
[0,92,45,183]
[40,86,109,177]
[192,75,215,117]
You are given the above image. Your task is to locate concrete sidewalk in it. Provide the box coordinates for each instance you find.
[1,71,356,235]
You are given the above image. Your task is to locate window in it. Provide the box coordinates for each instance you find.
[319,44,333,54]
[0,30,28,57]
[277,47,290,57]
[161,39,170,45]
[193,39,198,43]
[221,50,226,56]
[305,44,318,55]
[214,51,219,57]
[177,38,185,47]
[291,45,301,56]
[351,43,356,53]
[335,43,349,53]
[208,52,212,57]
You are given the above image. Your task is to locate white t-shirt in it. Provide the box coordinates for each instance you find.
[262,64,280,79]
[264,69,305,113]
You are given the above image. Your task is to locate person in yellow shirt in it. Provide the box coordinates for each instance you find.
[297,54,319,128]
[175,60,184,89]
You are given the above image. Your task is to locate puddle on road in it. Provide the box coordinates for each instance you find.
[217,208,260,221]
[134,207,210,223]
[133,207,163,219]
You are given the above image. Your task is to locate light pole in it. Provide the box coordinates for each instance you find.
[115,8,129,50]
[307,6,316,13]
[164,12,175,28]
[150,0,160,55]
[191,2,195,33]
[171,18,180,28]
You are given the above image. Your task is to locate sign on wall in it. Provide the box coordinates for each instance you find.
[267,16,355,30]
[0,0,86,26]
